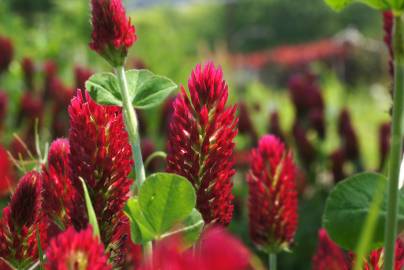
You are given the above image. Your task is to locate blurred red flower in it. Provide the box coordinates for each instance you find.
[0,36,13,74]
[140,227,250,270]
[0,145,13,197]
[45,226,111,270]
[312,228,350,270]
[21,57,35,91]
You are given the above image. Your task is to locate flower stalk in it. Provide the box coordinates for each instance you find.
[384,13,404,270]
[269,253,277,270]
[116,65,146,189]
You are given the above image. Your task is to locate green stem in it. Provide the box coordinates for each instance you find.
[116,66,146,189]
[144,241,153,265]
[144,151,167,169]
[269,253,277,270]
[384,14,404,270]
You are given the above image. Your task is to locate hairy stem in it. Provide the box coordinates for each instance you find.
[116,66,146,190]
[384,14,404,270]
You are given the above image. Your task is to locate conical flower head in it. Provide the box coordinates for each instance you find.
[0,144,13,197]
[140,227,250,270]
[383,11,394,78]
[21,57,35,91]
[68,90,133,248]
[167,62,238,225]
[42,138,74,237]
[338,108,360,161]
[45,226,111,270]
[312,228,350,270]
[0,36,13,74]
[362,239,404,270]
[90,0,136,66]
[247,135,298,252]
[0,171,42,267]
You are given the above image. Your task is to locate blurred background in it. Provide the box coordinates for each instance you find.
[0,0,393,269]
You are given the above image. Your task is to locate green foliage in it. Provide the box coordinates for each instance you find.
[125,173,204,245]
[126,69,178,109]
[322,172,404,251]
[324,0,389,11]
[86,69,177,109]
[86,72,122,106]
[79,177,101,238]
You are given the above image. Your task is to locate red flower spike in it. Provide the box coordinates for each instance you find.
[338,108,360,162]
[312,228,350,270]
[383,11,394,78]
[43,60,58,101]
[166,62,238,225]
[0,145,14,197]
[68,90,133,251]
[45,226,111,270]
[90,0,137,66]
[247,135,298,252]
[42,139,74,237]
[198,227,250,270]
[22,57,35,91]
[0,36,13,74]
[361,239,404,270]
[288,72,324,117]
[268,110,284,141]
[379,122,391,171]
[0,91,8,129]
[330,148,346,183]
[0,171,43,266]
[110,216,142,269]
[292,122,315,167]
[140,227,250,270]
[238,102,258,143]
[74,66,93,90]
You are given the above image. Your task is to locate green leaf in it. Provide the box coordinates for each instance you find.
[125,198,156,243]
[161,208,204,247]
[36,228,45,270]
[79,177,100,238]
[322,172,404,251]
[85,72,122,106]
[139,173,196,235]
[126,69,177,109]
[323,0,390,11]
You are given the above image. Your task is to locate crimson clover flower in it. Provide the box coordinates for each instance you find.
[140,227,250,270]
[362,239,404,270]
[378,122,391,171]
[89,0,137,66]
[0,145,13,197]
[338,108,360,162]
[0,36,13,74]
[312,228,350,270]
[45,226,111,270]
[42,139,74,238]
[166,62,238,226]
[0,91,8,131]
[0,171,43,267]
[74,66,93,91]
[68,90,133,258]
[21,57,35,91]
[246,135,298,252]
[383,11,394,78]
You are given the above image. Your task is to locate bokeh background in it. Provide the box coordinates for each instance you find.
[0,0,393,268]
